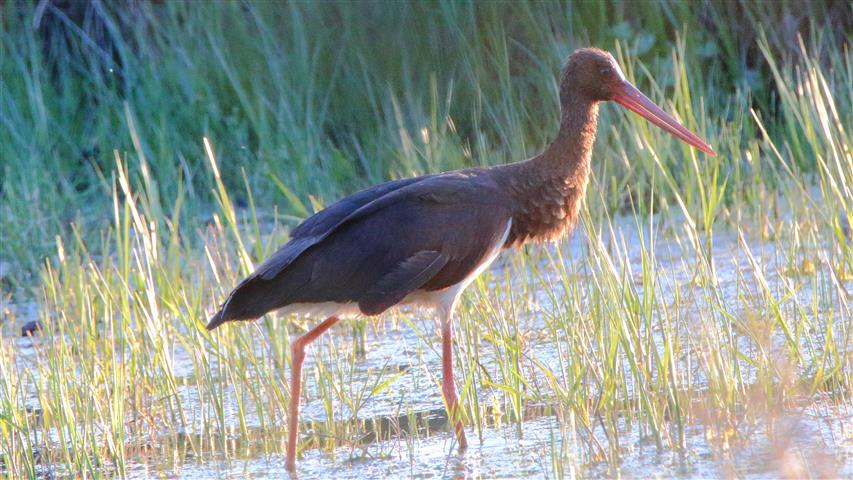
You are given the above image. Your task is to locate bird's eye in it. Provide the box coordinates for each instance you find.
[600,67,613,77]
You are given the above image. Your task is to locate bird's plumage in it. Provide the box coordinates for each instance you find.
[207,169,513,329]
[204,47,716,470]
[207,47,714,334]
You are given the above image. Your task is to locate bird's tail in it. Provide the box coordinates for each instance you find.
[206,275,283,330]
[206,309,228,330]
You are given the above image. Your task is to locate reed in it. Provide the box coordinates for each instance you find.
[1,1,850,477]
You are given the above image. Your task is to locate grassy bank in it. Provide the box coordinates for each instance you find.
[1,1,851,478]
[1,0,850,283]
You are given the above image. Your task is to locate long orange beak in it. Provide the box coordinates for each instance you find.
[612,81,716,156]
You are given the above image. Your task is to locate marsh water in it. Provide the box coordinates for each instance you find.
[6,215,852,479]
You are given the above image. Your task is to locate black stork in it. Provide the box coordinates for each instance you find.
[206,48,715,470]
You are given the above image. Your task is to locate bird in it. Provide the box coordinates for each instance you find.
[206,47,715,471]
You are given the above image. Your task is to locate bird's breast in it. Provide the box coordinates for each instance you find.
[506,176,587,246]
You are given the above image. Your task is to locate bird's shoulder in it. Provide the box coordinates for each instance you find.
[290,175,433,239]
[399,169,508,206]
[292,167,503,238]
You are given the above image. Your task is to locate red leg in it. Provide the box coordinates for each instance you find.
[440,312,468,451]
[286,316,339,471]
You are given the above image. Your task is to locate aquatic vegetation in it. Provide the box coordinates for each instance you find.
[1,1,850,478]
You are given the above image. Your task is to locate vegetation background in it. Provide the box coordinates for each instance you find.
[2,0,850,285]
[0,1,851,478]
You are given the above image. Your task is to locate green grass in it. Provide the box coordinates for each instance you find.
[1,1,851,478]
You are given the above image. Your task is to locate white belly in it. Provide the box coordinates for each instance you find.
[281,219,513,320]
[402,219,512,314]
[276,301,363,319]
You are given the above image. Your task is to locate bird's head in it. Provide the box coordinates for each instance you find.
[560,48,716,156]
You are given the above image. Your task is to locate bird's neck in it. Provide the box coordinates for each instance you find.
[501,95,599,246]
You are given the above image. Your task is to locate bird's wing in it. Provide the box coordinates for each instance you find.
[290,175,434,239]
[254,175,435,281]
[211,171,512,324]
[358,250,449,315]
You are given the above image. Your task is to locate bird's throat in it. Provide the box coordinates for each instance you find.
[502,96,599,246]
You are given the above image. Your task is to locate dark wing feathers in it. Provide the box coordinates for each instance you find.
[359,250,448,315]
[255,175,434,281]
[208,170,512,327]
[255,236,319,281]
[290,175,433,239]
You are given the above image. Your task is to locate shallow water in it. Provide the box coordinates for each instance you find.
[4,215,851,479]
[116,400,851,479]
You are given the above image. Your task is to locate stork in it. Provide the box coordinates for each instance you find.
[206,48,715,471]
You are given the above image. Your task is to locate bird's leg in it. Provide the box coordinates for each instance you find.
[286,315,339,471]
[439,307,468,451]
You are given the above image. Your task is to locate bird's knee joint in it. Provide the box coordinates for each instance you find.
[442,384,458,402]
[291,341,307,362]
